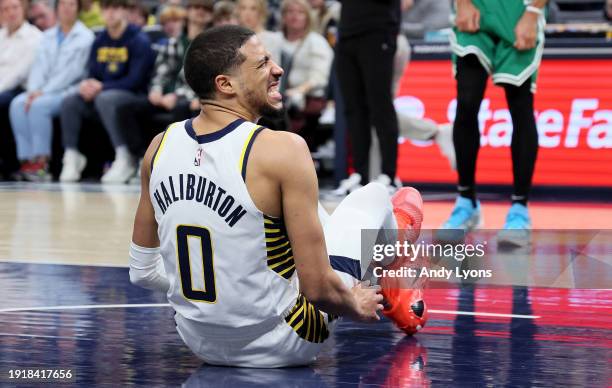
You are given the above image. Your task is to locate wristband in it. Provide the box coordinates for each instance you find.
[526,5,543,15]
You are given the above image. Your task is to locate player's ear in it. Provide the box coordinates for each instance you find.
[214,74,235,96]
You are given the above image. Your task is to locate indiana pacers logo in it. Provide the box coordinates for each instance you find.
[194,147,204,166]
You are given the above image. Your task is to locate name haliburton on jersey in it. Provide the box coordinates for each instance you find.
[152,173,248,227]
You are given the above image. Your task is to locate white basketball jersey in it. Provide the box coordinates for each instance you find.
[150,118,299,338]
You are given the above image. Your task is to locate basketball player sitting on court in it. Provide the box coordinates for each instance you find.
[129,25,427,368]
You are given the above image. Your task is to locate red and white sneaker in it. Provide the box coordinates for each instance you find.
[381,187,429,335]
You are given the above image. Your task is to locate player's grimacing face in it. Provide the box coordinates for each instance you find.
[236,35,284,115]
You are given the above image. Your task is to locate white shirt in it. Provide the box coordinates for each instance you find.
[0,22,43,92]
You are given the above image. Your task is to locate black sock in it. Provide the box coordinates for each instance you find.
[459,186,477,207]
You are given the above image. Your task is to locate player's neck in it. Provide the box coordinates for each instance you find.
[194,101,259,134]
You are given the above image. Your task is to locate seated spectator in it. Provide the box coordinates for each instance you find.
[280,0,333,147]
[237,0,282,64]
[79,0,104,28]
[158,5,186,39]
[606,0,612,21]
[28,0,56,31]
[9,0,94,181]
[0,0,43,179]
[59,0,155,183]
[211,1,237,27]
[127,0,149,27]
[308,0,339,45]
[185,0,213,30]
[0,0,43,107]
[117,0,206,163]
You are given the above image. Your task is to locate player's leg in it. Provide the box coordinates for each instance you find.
[438,54,488,239]
[323,183,428,334]
[323,182,398,285]
[496,79,538,246]
[488,0,544,245]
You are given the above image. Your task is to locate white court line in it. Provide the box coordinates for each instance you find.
[0,258,128,268]
[0,303,171,313]
[0,332,93,340]
[0,304,540,319]
[429,309,539,319]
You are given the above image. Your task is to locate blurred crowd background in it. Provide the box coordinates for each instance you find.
[0,0,610,185]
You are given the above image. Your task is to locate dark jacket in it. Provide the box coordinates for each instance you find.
[88,23,155,93]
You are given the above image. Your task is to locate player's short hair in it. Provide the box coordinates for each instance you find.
[100,0,128,9]
[184,25,255,100]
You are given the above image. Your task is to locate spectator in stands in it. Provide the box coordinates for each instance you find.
[9,0,93,182]
[605,0,612,21]
[117,0,206,165]
[280,0,333,148]
[159,5,186,39]
[186,0,213,30]
[59,0,155,183]
[0,0,43,106]
[0,0,43,180]
[211,1,238,27]
[237,0,282,63]
[29,0,56,30]
[127,0,149,27]
[79,0,104,28]
[308,0,339,45]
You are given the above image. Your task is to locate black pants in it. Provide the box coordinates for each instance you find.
[117,96,194,157]
[336,31,399,182]
[454,55,539,205]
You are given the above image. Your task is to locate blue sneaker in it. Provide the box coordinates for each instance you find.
[436,197,482,242]
[497,204,532,247]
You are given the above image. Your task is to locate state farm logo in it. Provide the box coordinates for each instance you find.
[395,96,612,149]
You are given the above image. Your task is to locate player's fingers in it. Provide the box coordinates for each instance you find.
[473,10,480,31]
[376,303,384,311]
[360,280,371,288]
[373,293,384,303]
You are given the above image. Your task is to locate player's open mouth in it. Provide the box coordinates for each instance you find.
[268,82,282,102]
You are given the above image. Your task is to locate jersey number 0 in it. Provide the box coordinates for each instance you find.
[176,225,217,303]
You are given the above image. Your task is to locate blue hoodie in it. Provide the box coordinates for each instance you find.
[88,23,155,93]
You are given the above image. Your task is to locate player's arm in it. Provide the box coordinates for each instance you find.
[515,0,548,50]
[269,133,383,322]
[129,133,169,292]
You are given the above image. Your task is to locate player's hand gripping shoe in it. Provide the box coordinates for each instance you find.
[380,187,429,335]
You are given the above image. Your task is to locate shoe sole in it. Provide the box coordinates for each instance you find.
[391,187,424,229]
[497,229,531,248]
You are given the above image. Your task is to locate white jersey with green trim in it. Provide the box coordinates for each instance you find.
[149,118,299,339]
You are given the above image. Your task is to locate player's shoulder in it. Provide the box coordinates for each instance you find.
[254,128,309,156]
[250,129,312,175]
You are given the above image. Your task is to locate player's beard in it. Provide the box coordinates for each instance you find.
[244,87,282,118]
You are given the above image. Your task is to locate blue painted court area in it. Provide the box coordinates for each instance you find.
[0,262,610,387]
